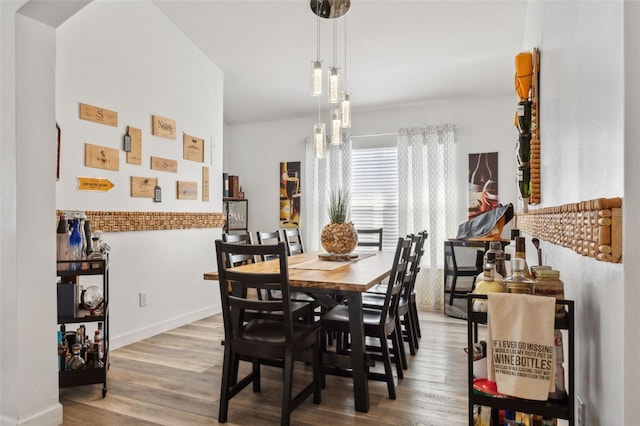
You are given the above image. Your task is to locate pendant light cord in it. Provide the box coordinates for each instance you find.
[316,0,321,61]
[343,14,347,89]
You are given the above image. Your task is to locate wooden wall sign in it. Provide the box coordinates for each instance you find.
[183,133,204,162]
[85,143,119,171]
[79,103,118,127]
[152,115,176,139]
[77,177,115,192]
[126,126,142,165]
[150,156,178,173]
[177,181,198,200]
[130,176,158,198]
[202,166,210,202]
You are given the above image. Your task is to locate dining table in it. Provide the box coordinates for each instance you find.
[203,249,396,413]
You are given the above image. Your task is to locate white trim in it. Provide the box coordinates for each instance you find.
[0,403,62,426]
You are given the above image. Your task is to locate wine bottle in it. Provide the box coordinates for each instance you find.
[56,213,69,261]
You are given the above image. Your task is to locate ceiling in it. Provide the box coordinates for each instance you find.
[152,0,529,126]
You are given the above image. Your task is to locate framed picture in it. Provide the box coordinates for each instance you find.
[279,161,301,228]
[468,152,499,219]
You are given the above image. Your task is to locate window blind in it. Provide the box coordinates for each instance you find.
[351,147,399,250]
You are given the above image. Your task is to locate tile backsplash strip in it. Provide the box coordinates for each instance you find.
[515,197,622,263]
[58,210,226,232]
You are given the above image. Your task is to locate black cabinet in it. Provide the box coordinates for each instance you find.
[57,258,109,397]
[466,294,574,425]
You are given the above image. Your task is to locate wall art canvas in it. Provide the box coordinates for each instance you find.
[279,161,301,228]
[468,152,499,220]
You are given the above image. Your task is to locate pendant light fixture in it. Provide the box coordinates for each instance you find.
[310,0,351,156]
[311,0,322,96]
[340,15,351,128]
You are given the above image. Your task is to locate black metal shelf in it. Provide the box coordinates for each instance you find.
[466,294,575,425]
[57,257,109,397]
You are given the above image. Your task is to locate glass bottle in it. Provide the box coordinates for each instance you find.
[69,218,83,263]
[503,258,534,294]
[56,213,70,261]
[123,125,132,152]
[67,343,85,370]
[503,228,520,277]
[533,269,565,318]
[472,253,503,312]
[88,236,103,269]
[514,236,532,277]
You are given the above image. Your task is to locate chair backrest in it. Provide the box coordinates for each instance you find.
[403,231,428,299]
[222,232,254,266]
[282,228,305,256]
[255,230,282,261]
[356,228,383,251]
[444,240,458,272]
[379,237,412,326]
[215,241,296,345]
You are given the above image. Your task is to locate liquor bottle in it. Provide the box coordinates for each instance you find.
[472,253,503,312]
[69,218,83,263]
[469,153,492,218]
[474,246,504,287]
[58,325,67,371]
[56,213,69,261]
[67,343,85,370]
[83,219,92,257]
[93,342,104,368]
[503,257,534,294]
[503,228,520,276]
[514,236,532,277]
[94,329,103,361]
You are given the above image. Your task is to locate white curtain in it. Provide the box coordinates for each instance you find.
[303,138,352,251]
[397,125,456,310]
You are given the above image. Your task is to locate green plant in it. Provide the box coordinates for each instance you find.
[328,188,350,224]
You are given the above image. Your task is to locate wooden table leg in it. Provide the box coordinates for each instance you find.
[347,292,369,412]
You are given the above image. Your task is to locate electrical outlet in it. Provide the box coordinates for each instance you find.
[139,291,147,307]
[577,395,585,425]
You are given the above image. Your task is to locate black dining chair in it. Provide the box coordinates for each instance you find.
[356,228,383,251]
[444,240,480,306]
[215,240,322,426]
[222,232,255,266]
[321,237,412,399]
[282,228,305,256]
[255,230,282,261]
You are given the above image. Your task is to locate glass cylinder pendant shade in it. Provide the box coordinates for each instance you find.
[312,61,322,96]
[340,92,351,128]
[331,109,342,145]
[314,123,325,159]
[328,67,339,103]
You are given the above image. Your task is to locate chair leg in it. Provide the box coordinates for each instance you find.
[218,348,233,423]
[404,312,417,356]
[252,359,261,392]
[448,275,458,305]
[379,336,396,400]
[411,301,422,340]
[390,329,404,380]
[281,351,294,426]
[313,336,322,404]
[394,316,408,369]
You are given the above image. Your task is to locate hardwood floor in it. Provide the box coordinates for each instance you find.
[60,309,471,425]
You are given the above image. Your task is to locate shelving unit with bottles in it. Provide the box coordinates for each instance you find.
[466,294,574,425]
[223,197,248,234]
[57,258,109,397]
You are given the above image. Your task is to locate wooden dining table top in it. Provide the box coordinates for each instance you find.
[203,250,396,293]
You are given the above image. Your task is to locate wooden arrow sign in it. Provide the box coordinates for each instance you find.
[77,177,115,192]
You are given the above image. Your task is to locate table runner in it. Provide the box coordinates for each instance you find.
[290,252,376,271]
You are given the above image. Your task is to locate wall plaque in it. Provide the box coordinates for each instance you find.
[130,176,158,198]
[152,115,176,139]
[85,143,119,171]
[126,126,142,165]
[77,177,115,192]
[79,103,118,127]
[202,166,210,202]
[183,133,205,162]
[150,156,178,173]
[177,181,197,200]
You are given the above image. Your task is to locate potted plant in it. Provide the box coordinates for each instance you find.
[320,188,358,255]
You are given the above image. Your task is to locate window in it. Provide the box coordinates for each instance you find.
[350,146,398,250]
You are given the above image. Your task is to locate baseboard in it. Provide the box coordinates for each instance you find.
[110,304,221,350]
[0,402,62,426]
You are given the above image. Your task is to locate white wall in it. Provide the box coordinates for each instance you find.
[623,1,640,423]
[226,96,519,238]
[55,0,224,349]
[523,1,627,424]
